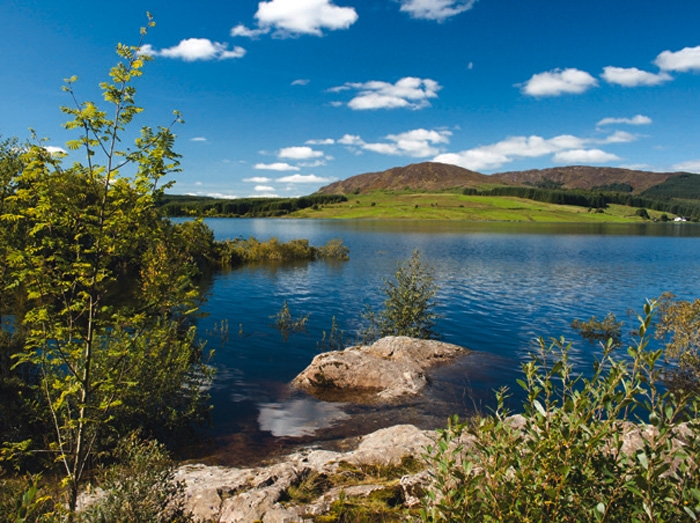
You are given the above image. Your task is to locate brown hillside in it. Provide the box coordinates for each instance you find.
[491,166,678,193]
[318,162,490,194]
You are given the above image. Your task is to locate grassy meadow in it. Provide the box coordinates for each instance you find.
[289,190,671,222]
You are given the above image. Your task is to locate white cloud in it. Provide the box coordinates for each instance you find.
[299,159,328,168]
[521,68,598,97]
[243,176,272,183]
[145,39,246,61]
[433,133,622,171]
[338,134,364,146]
[338,129,452,157]
[44,145,66,155]
[673,160,700,173]
[597,115,652,126]
[333,77,441,110]
[292,79,310,86]
[254,162,300,171]
[305,138,335,145]
[277,174,335,183]
[278,146,324,159]
[255,185,276,192]
[601,131,637,144]
[655,45,700,72]
[231,24,270,38]
[601,66,671,87]
[191,137,207,142]
[255,0,358,37]
[553,149,620,164]
[399,0,478,21]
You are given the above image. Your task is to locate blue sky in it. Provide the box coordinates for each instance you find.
[2,0,700,198]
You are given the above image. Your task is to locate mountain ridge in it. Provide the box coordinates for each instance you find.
[317,162,688,195]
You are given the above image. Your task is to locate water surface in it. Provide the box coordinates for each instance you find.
[192,219,700,465]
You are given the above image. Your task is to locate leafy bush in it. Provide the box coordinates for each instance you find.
[363,250,440,341]
[216,236,349,267]
[421,301,700,522]
[657,293,700,395]
[78,435,192,523]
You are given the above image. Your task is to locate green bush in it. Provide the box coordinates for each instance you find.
[78,435,192,523]
[363,250,440,341]
[421,301,700,522]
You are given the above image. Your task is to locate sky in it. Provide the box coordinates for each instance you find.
[2,0,700,199]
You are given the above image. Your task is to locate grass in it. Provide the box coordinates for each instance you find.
[287,191,676,223]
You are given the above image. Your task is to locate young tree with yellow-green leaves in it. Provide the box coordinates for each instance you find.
[0,16,213,515]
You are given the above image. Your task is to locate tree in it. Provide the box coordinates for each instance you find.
[0,16,211,513]
[364,249,440,340]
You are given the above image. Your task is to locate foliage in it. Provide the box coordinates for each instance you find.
[272,301,309,342]
[571,312,624,346]
[77,435,192,523]
[0,17,212,512]
[216,236,349,267]
[0,473,59,523]
[421,301,700,522]
[158,193,348,217]
[317,316,347,352]
[657,293,700,395]
[363,250,439,341]
[636,208,651,219]
[641,173,700,201]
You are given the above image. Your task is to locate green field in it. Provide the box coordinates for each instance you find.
[288,191,673,222]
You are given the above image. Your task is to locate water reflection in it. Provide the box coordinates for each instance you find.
[258,397,350,437]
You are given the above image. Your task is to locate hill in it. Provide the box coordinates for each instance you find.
[318,162,490,194]
[491,166,681,193]
[318,162,692,195]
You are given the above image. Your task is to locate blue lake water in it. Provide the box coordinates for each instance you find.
[192,219,700,465]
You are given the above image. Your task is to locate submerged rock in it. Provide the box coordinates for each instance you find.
[291,336,469,403]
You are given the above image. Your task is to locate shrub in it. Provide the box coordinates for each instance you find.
[363,250,440,341]
[421,301,700,522]
[77,435,192,523]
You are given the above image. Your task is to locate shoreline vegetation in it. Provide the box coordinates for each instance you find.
[159,187,699,223]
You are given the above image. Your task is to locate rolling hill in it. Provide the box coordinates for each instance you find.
[317,162,693,196]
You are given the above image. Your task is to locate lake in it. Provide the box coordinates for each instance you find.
[191,219,700,465]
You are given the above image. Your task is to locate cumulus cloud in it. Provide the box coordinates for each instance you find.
[433,133,623,171]
[243,176,272,183]
[673,160,700,173]
[278,146,324,160]
[277,174,334,183]
[142,39,246,61]
[254,162,300,171]
[305,138,335,145]
[191,137,207,142]
[601,66,671,87]
[597,115,652,126]
[338,128,451,157]
[292,79,310,86]
[655,45,700,72]
[255,185,276,192]
[521,68,598,97]
[254,0,358,37]
[331,77,442,110]
[399,0,478,21]
[553,149,620,164]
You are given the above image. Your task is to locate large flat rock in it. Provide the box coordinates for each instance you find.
[291,336,469,403]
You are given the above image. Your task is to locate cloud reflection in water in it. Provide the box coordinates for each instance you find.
[258,397,350,437]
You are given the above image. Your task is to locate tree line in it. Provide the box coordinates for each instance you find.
[463,185,700,220]
[158,193,347,217]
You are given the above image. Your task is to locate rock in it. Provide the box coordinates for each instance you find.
[174,424,436,522]
[291,336,469,403]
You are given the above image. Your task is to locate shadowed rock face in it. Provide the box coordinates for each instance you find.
[291,336,470,403]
